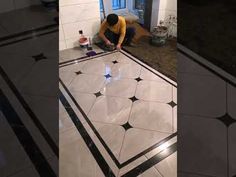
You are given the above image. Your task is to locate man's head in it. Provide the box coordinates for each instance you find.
[107,14,119,26]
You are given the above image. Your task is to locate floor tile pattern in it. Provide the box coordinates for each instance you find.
[59,51,177,176]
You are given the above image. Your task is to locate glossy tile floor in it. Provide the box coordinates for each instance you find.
[59,50,177,177]
[0,12,58,176]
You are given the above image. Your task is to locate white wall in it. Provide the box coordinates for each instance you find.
[0,0,41,13]
[151,0,177,36]
[59,0,101,50]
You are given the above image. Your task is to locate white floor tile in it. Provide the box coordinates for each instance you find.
[60,128,105,177]
[129,100,173,133]
[88,96,132,125]
[93,122,125,159]
[111,63,141,79]
[136,80,172,103]
[101,79,137,98]
[119,128,171,163]
[155,152,177,177]
[81,60,113,75]
[69,74,105,94]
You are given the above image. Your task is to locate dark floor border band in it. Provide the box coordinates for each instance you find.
[60,78,177,169]
[0,66,58,157]
[59,50,177,88]
[120,50,177,87]
[0,89,56,177]
[60,89,177,176]
[178,40,236,79]
[59,90,116,177]
[178,47,236,88]
[0,29,58,47]
[59,50,118,66]
[121,143,177,177]
[0,23,57,42]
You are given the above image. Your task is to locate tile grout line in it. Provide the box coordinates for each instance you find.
[59,51,178,170]
[117,51,142,165]
[90,120,173,134]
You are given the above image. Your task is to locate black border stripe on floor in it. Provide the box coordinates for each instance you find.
[178,48,236,88]
[0,66,58,157]
[59,50,177,88]
[59,50,117,66]
[121,143,177,177]
[0,24,57,42]
[60,77,177,169]
[121,47,177,82]
[60,79,120,167]
[0,29,58,47]
[120,50,177,87]
[0,89,56,177]
[59,90,116,177]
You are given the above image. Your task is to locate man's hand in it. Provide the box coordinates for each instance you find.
[105,40,111,46]
[116,44,121,50]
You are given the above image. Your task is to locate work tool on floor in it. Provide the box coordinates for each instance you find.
[86,37,97,57]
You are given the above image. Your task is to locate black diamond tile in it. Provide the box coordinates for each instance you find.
[168,101,177,107]
[129,96,139,102]
[135,77,143,82]
[104,74,112,79]
[94,92,102,97]
[217,113,236,127]
[75,71,82,75]
[121,122,133,131]
[112,60,118,64]
[32,53,47,62]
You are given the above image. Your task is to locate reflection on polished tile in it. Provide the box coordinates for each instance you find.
[69,74,105,93]
[59,113,75,133]
[111,63,141,79]
[136,80,172,103]
[101,78,137,98]
[155,152,177,177]
[59,51,177,177]
[129,100,173,133]
[81,60,113,75]
[119,128,170,163]
[88,96,132,125]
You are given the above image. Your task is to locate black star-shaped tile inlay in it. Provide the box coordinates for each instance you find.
[75,71,82,75]
[129,96,139,102]
[104,74,112,79]
[135,77,143,82]
[121,122,133,131]
[216,113,236,127]
[112,60,118,64]
[32,53,47,62]
[168,101,177,107]
[94,91,102,97]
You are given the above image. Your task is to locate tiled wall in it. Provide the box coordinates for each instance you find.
[0,0,41,13]
[59,0,101,50]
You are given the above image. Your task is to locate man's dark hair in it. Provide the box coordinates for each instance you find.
[107,14,119,26]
